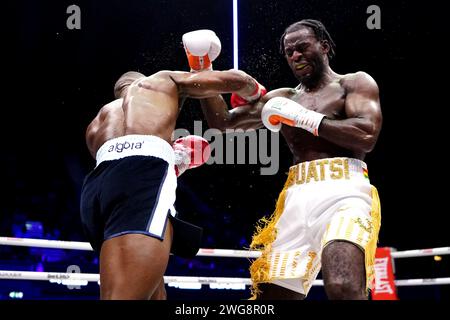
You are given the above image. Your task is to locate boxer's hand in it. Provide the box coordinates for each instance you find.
[261,97,325,135]
[230,80,267,108]
[182,30,221,72]
[173,135,211,177]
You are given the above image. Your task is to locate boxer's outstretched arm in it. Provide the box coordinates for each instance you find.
[318,72,382,153]
[199,88,288,131]
[170,69,257,99]
[200,95,264,131]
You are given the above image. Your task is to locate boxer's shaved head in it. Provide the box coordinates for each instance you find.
[114,71,145,99]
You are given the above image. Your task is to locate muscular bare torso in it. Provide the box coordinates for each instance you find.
[85,72,183,159]
[273,74,360,164]
[85,99,125,159]
[122,73,182,142]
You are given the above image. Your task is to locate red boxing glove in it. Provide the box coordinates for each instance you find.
[230,80,267,108]
[173,135,211,177]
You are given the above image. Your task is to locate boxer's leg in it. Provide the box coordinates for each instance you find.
[321,240,367,300]
[150,277,167,300]
[99,222,172,300]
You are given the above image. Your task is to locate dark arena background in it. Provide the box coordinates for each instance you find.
[1,0,449,301]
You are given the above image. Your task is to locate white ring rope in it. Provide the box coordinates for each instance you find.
[1,236,449,289]
[1,270,449,287]
[390,247,450,259]
[0,237,449,259]
[0,237,92,251]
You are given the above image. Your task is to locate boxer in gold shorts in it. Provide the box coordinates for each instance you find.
[198,20,382,299]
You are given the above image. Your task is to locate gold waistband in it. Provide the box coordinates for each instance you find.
[287,157,368,187]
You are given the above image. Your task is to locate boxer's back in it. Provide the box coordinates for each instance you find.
[85,99,125,159]
[86,71,181,159]
[122,71,181,144]
[86,69,258,159]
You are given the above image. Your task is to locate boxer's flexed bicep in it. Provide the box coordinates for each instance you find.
[316,72,382,154]
[344,72,382,139]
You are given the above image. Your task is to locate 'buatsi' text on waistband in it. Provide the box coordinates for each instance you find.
[291,158,351,184]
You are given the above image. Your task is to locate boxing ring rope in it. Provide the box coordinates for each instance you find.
[1,237,449,288]
[1,237,449,259]
[1,270,449,287]
[0,237,262,258]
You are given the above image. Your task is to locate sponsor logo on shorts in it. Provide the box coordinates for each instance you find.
[108,141,144,153]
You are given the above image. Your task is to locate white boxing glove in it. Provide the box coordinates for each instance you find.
[261,97,325,136]
[182,29,221,72]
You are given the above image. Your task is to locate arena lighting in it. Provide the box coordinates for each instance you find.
[233,0,238,69]
[9,291,24,299]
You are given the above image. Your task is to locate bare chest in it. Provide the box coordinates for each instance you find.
[280,83,349,158]
[290,83,346,119]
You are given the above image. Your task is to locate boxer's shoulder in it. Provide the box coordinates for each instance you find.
[265,87,294,100]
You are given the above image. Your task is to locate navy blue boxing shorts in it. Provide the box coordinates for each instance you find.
[80,135,202,257]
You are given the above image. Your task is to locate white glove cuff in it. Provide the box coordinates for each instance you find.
[263,97,325,136]
[295,108,325,136]
[190,64,213,73]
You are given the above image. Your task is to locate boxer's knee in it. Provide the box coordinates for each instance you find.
[322,240,367,300]
[324,278,367,300]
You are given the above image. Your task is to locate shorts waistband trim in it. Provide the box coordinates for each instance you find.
[95,135,174,167]
[288,157,369,185]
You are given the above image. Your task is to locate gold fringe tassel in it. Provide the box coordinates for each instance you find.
[249,172,295,299]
